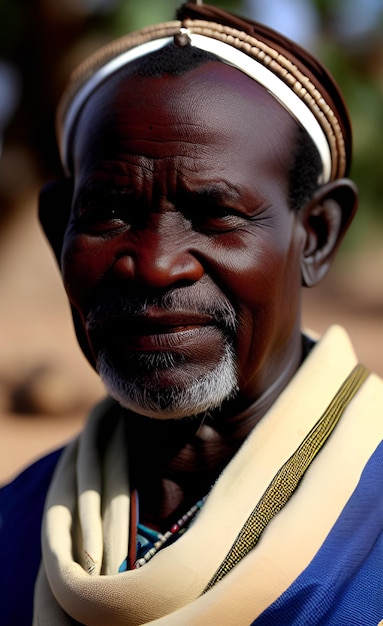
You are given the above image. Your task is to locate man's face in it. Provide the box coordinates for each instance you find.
[62,60,307,418]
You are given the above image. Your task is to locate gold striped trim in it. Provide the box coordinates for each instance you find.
[203,363,369,592]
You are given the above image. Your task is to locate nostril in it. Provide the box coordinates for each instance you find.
[113,254,136,280]
[113,246,204,290]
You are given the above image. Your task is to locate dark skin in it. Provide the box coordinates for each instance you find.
[40,61,357,529]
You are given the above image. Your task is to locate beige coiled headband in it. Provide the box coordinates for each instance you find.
[56,2,351,182]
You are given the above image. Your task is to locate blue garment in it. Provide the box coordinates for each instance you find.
[253,441,383,625]
[0,449,62,626]
[1,442,383,625]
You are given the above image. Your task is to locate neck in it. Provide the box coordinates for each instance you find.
[126,333,313,529]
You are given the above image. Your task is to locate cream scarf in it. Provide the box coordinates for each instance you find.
[33,326,383,625]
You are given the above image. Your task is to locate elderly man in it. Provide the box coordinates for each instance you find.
[1,2,383,625]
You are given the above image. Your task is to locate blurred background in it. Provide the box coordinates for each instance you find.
[0,0,382,482]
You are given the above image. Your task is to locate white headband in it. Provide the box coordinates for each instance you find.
[59,31,332,182]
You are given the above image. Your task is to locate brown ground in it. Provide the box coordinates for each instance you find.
[0,188,382,484]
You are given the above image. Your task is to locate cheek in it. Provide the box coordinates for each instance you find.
[213,233,291,312]
[206,241,276,344]
[228,249,285,334]
[61,231,112,313]
[211,225,303,370]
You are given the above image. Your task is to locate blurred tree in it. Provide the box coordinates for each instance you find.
[310,0,383,239]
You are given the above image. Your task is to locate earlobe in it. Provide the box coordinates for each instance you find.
[300,178,358,287]
[38,178,73,265]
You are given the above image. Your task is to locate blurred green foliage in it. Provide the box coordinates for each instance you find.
[111,0,240,32]
[311,0,383,245]
[327,44,383,245]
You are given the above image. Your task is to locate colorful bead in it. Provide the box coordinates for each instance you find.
[132,496,207,569]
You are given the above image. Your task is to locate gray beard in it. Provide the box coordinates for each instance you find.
[96,341,238,419]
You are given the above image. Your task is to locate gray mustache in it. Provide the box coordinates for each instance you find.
[86,287,237,334]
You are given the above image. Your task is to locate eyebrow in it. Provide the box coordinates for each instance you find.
[177,182,271,219]
[75,180,253,215]
[176,182,243,206]
[75,185,135,204]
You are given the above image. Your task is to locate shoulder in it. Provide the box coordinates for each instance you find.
[0,448,63,626]
[0,447,63,524]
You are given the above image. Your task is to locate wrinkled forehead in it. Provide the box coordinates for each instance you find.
[76,57,296,133]
[72,60,297,178]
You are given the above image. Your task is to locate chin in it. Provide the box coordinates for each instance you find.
[96,345,239,419]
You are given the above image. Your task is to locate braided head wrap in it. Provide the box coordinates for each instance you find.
[57,1,352,182]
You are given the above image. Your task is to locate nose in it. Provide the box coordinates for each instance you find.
[112,213,205,290]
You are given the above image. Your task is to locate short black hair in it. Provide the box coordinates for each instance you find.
[132,41,219,77]
[288,125,322,212]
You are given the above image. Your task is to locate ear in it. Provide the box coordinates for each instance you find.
[38,178,74,265]
[300,178,358,287]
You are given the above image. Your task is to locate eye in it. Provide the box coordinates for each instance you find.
[189,204,245,234]
[73,192,133,234]
[76,206,127,234]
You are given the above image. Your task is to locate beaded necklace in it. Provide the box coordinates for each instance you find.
[118,493,207,572]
